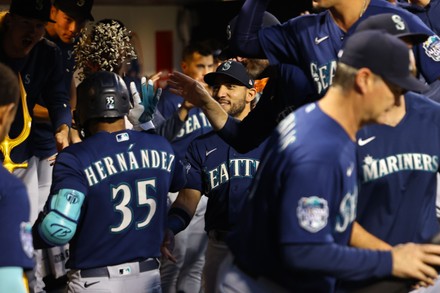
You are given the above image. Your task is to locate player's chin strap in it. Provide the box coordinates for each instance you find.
[38,189,85,246]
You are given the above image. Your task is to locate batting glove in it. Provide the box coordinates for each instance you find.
[128,77,162,131]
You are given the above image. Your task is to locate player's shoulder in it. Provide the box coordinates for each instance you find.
[285,10,329,29]
[406,92,440,121]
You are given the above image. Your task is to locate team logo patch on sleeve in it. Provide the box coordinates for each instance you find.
[423,35,440,62]
[20,222,34,258]
[297,196,329,233]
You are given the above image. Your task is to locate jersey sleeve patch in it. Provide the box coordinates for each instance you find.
[20,222,34,259]
[423,35,440,62]
[296,196,329,233]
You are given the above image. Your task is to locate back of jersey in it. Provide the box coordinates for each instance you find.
[50,130,184,269]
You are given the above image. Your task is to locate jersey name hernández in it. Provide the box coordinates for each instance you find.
[205,158,260,192]
[84,148,175,186]
[361,153,438,183]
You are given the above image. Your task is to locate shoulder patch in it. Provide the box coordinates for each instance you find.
[423,35,440,62]
[20,222,34,259]
[297,196,329,233]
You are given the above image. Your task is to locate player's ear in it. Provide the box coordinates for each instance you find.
[354,68,372,95]
[246,87,257,103]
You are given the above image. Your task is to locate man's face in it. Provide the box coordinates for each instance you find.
[369,75,403,122]
[212,77,250,118]
[181,52,214,88]
[235,56,269,79]
[50,8,86,44]
[6,14,46,58]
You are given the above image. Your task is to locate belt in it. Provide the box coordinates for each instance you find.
[80,258,159,278]
[208,230,229,242]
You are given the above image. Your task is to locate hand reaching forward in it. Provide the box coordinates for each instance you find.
[168,71,213,108]
[392,243,440,285]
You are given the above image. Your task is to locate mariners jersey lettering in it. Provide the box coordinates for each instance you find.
[185,131,267,231]
[176,111,211,138]
[84,149,175,186]
[362,153,438,182]
[356,93,440,245]
[206,158,259,192]
[157,87,212,158]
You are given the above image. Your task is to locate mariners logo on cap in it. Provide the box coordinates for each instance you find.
[391,15,405,31]
[297,196,329,233]
[221,61,232,71]
[77,0,85,7]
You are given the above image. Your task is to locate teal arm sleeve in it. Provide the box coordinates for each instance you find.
[0,267,27,293]
[39,189,85,246]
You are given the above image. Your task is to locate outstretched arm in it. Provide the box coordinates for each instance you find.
[229,0,271,58]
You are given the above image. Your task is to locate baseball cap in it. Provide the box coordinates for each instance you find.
[204,61,255,89]
[54,0,94,22]
[219,12,280,60]
[356,13,429,45]
[339,30,429,93]
[9,0,55,23]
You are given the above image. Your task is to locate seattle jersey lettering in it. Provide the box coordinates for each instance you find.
[310,60,337,95]
[361,153,439,182]
[335,187,358,233]
[84,149,175,186]
[205,158,260,192]
[176,111,211,138]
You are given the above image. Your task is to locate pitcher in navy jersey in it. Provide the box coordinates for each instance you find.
[32,71,185,293]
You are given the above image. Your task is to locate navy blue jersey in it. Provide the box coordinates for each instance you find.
[232,0,440,98]
[157,86,212,157]
[356,93,440,245]
[228,103,390,292]
[48,130,185,269]
[0,166,34,269]
[31,34,76,159]
[0,37,71,163]
[185,130,267,232]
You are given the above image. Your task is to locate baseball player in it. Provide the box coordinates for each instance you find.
[30,1,94,291]
[163,61,266,293]
[0,63,33,293]
[169,30,440,293]
[32,71,185,293]
[337,14,440,293]
[0,0,71,222]
[157,42,214,293]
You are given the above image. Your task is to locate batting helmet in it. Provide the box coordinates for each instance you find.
[75,71,130,131]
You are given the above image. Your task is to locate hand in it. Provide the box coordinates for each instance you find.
[160,229,177,263]
[168,71,213,108]
[128,77,162,129]
[55,124,69,152]
[391,243,440,285]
